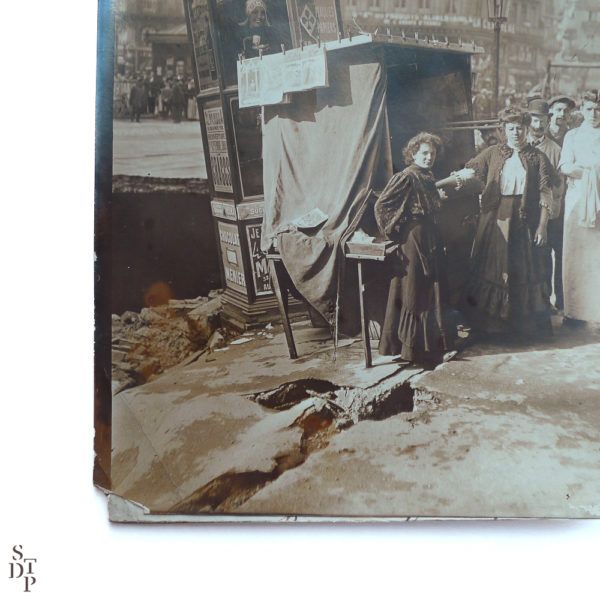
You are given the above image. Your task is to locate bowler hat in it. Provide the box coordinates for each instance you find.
[527,99,550,116]
[548,95,576,110]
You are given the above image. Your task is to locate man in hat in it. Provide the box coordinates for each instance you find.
[547,95,576,147]
[527,98,565,310]
[129,76,147,123]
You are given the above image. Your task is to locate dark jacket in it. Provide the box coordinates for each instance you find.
[239,24,282,58]
[374,164,441,240]
[129,83,148,111]
[465,143,554,228]
[171,81,186,107]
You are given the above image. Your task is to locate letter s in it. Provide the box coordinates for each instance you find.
[12,545,23,561]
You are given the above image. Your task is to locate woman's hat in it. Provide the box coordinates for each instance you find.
[498,107,531,126]
[245,0,267,14]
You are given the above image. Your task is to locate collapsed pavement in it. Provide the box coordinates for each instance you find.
[110,314,600,520]
[111,291,226,395]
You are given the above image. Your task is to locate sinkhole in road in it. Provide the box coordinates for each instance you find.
[168,378,415,513]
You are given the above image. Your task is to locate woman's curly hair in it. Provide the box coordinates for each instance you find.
[402,132,443,165]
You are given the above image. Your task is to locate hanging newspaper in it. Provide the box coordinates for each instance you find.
[238,44,328,108]
[282,44,328,93]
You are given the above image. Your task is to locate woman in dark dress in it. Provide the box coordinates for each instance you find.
[375,132,456,366]
[457,108,555,339]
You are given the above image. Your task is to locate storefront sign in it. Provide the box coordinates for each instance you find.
[376,12,515,34]
[204,107,234,193]
[217,221,247,293]
[246,224,272,296]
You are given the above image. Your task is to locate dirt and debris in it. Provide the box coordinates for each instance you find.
[111,290,228,394]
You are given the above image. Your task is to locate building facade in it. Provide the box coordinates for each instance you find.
[340,0,559,93]
[114,0,186,77]
[543,0,600,94]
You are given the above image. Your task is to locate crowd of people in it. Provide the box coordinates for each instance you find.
[375,90,600,368]
[115,72,198,123]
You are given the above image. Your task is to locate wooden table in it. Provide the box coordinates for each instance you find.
[345,240,398,367]
[267,240,397,368]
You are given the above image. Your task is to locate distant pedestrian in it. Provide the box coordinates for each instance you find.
[161,81,173,119]
[171,78,186,123]
[129,77,147,123]
[186,77,197,120]
[559,90,600,325]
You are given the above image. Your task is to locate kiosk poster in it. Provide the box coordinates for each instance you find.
[246,223,272,296]
[187,0,218,91]
[288,0,341,47]
[217,221,247,293]
[204,106,234,192]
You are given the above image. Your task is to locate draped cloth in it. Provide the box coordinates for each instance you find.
[261,46,393,326]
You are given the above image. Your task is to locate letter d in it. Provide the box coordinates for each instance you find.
[9,562,24,578]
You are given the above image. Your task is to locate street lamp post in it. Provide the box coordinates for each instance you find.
[487,0,507,116]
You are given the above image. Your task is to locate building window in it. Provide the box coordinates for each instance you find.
[419,0,430,9]
[395,0,407,8]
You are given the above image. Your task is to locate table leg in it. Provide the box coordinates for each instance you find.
[357,260,372,368]
[268,259,298,359]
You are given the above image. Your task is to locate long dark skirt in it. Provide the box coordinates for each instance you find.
[379,218,455,363]
[465,195,552,338]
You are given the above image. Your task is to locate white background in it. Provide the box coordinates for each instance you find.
[1,2,599,599]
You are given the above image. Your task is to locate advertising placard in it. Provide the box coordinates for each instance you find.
[217,221,247,293]
[246,223,272,296]
[204,106,234,193]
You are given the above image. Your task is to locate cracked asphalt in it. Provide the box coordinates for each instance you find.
[111,317,600,519]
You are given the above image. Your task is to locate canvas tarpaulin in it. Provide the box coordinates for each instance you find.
[261,46,393,327]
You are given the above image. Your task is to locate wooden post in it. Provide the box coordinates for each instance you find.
[357,260,372,368]
[268,259,298,359]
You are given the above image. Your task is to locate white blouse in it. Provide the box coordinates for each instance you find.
[500,149,527,195]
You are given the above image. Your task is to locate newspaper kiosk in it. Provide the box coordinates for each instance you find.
[184,0,482,331]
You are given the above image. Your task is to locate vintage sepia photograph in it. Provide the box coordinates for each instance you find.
[95,0,600,521]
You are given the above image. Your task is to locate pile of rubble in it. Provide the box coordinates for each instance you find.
[111,290,227,394]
